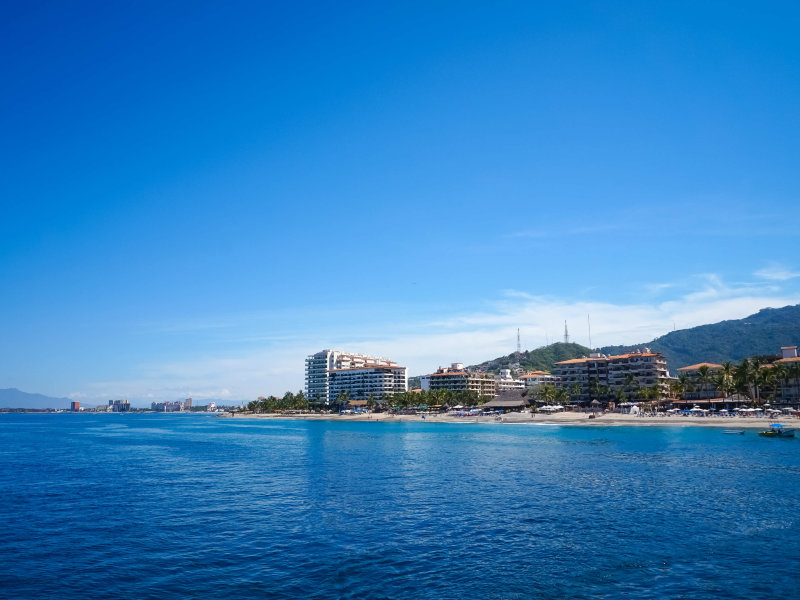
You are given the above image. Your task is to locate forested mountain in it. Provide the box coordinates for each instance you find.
[600,304,800,370]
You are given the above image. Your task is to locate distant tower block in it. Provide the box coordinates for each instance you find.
[564,321,570,344]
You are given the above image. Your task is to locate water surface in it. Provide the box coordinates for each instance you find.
[1,413,798,599]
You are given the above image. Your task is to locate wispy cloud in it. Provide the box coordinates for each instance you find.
[755,263,800,282]
[644,282,674,295]
[506,223,621,239]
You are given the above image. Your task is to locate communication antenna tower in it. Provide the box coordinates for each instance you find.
[564,320,570,344]
[516,328,521,356]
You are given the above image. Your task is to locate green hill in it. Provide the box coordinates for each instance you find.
[468,342,593,374]
[599,304,800,371]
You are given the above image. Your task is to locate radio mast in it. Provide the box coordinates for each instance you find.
[564,321,570,344]
[587,314,592,349]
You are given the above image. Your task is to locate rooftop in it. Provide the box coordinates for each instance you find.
[677,362,724,371]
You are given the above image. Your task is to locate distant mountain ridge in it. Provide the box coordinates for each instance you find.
[599,304,800,370]
[0,388,71,409]
[465,304,800,375]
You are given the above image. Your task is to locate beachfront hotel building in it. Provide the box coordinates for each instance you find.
[775,346,800,404]
[427,363,498,398]
[328,365,408,402]
[305,349,407,404]
[496,368,525,391]
[552,349,669,403]
[519,370,560,389]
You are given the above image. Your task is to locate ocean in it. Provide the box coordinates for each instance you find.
[1,413,798,599]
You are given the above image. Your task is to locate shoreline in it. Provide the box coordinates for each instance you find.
[222,411,799,428]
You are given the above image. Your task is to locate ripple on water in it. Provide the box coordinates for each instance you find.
[1,416,799,600]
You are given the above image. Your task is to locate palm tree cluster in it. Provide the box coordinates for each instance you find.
[246,391,319,413]
[383,389,491,410]
[670,360,800,405]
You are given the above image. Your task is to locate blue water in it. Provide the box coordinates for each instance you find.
[1,414,798,599]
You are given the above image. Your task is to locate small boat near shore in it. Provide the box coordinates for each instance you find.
[758,424,795,438]
[723,429,744,435]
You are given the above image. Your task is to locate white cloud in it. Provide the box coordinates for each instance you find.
[755,263,800,281]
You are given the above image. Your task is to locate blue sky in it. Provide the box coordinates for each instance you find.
[2,1,799,405]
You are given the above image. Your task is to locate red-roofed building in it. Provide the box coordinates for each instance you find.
[552,349,669,403]
[427,363,497,398]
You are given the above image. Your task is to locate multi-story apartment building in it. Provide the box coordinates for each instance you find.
[305,349,405,404]
[107,399,131,412]
[775,346,800,404]
[427,363,497,398]
[552,349,669,403]
[552,354,609,403]
[328,365,407,402]
[519,370,560,389]
[496,368,525,391]
[151,398,193,412]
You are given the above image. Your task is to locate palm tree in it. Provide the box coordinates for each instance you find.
[695,365,714,402]
[537,385,556,406]
[677,372,694,399]
[790,362,800,404]
[624,373,638,402]
[589,377,602,402]
[334,391,351,412]
[714,372,734,401]
[555,388,570,406]
[650,384,662,403]
[771,363,789,404]
[670,379,685,401]
[569,383,582,404]
[734,359,754,401]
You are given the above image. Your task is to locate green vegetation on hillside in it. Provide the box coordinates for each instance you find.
[469,342,593,373]
[600,304,800,370]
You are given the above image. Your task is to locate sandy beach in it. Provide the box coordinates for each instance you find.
[224,410,799,428]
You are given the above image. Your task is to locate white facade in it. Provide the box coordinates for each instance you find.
[496,368,525,391]
[519,371,560,388]
[305,349,403,404]
[420,375,431,391]
[328,365,407,402]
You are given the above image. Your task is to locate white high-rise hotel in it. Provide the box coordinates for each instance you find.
[305,349,407,404]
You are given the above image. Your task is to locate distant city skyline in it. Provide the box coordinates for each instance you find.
[2,2,799,404]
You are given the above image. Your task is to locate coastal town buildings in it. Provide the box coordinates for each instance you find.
[552,349,669,403]
[676,363,723,400]
[674,345,800,406]
[776,346,800,403]
[106,399,131,412]
[151,398,193,412]
[427,363,497,398]
[496,368,525,391]
[305,349,407,404]
[519,370,560,389]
